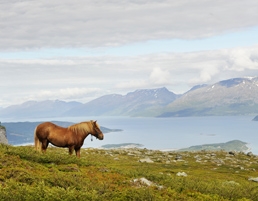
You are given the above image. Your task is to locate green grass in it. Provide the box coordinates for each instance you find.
[0,144,258,200]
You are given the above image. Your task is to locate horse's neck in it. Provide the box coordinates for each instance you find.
[70,124,92,139]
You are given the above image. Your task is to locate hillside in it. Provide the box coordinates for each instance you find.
[0,144,258,200]
[159,77,258,117]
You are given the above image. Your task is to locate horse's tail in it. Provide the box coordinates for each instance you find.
[34,126,41,151]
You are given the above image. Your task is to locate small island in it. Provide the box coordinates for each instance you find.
[101,143,144,149]
[179,140,249,152]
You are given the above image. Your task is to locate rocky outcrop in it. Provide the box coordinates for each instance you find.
[0,125,8,144]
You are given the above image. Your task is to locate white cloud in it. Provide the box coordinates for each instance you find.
[1,0,258,108]
[199,67,219,82]
[115,80,149,90]
[1,45,258,107]
[0,87,103,107]
[149,67,171,85]
[0,0,258,50]
[116,67,173,91]
[30,87,102,101]
[226,48,258,71]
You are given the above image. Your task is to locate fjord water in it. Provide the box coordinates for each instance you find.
[86,116,258,153]
[5,115,258,154]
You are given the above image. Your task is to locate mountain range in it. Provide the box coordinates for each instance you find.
[64,87,178,117]
[0,100,82,119]
[1,77,258,118]
[159,77,258,117]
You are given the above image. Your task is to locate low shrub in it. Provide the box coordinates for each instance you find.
[0,145,258,200]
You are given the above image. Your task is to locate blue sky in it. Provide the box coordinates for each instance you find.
[0,0,258,107]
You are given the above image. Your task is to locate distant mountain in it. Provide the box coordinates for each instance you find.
[0,100,82,119]
[65,87,179,117]
[2,77,258,118]
[159,77,258,117]
[252,115,258,121]
[0,87,178,118]
[186,84,208,93]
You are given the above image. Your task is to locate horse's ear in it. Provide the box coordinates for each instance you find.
[92,120,97,125]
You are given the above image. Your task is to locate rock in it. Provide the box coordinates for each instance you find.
[247,152,254,157]
[139,158,154,163]
[194,155,202,162]
[0,126,8,144]
[133,178,153,186]
[176,172,187,177]
[248,177,258,182]
[175,159,185,162]
[175,154,182,160]
[132,177,163,189]
[212,159,225,165]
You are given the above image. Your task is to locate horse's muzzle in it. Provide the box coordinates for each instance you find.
[98,134,104,140]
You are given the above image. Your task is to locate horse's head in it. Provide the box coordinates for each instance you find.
[92,120,104,140]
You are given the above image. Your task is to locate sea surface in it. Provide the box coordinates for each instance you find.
[2,116,258,154]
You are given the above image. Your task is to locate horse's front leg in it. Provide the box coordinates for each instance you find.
[75,148,81,158]
[68,146,75,155]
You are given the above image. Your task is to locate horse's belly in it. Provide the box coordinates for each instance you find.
[48,135,72,147]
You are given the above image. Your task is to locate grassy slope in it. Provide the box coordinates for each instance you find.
[0,144,258,200]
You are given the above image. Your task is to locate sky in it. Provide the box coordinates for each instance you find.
[1,0,258,108]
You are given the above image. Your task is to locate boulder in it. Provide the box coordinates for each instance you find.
[176,172,188,177]
[248,177,258,182]
[0,125,8,144]
[132,177,164,189]
[139,158,154,163]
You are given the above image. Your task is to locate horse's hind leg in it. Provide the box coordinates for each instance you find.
[41,140,49,153]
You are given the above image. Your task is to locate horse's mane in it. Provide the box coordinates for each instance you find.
[68,121,94,135]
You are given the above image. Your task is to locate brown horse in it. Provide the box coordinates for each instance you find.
[34,120,104,157]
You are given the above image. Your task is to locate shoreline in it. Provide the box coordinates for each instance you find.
[12,141,255,155]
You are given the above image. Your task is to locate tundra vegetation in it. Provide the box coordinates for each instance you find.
[0,144,258,200]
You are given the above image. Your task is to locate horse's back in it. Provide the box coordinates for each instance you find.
[36,122,55,131]
[35,122,59,138]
